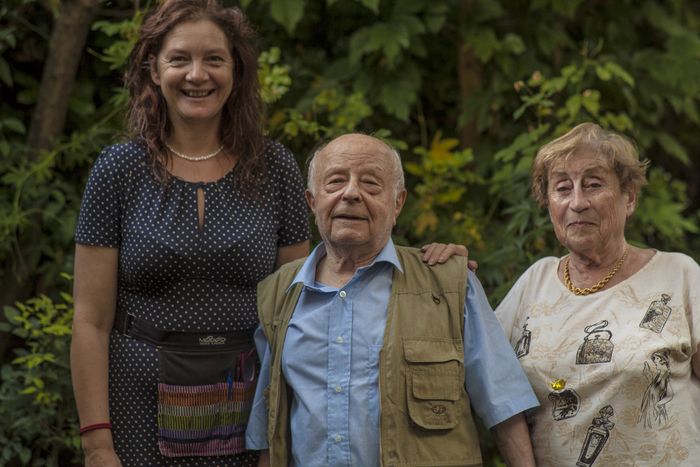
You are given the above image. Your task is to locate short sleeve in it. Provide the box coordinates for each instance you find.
[680,254,700,352]
[463,270,539,428]
[74,148,123,248]
[268,142,310,247]
[494,270,530,341]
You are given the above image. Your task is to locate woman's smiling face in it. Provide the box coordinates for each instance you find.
[547,152,636,257]
[150,19,233,130]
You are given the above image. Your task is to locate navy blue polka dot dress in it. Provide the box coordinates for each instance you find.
[75,140,310,466]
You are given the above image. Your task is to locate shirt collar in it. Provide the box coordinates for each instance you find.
[289,238,403,290]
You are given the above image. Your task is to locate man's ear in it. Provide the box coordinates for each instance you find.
[304,189,315,212]
[393,189,407,223]
[149,55,161,86]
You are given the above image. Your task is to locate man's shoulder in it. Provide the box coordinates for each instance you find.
[393,245,468,292]
[394,245,469,271]
[259,257,308,291]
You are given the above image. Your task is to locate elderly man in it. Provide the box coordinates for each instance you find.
[245,134,538,466]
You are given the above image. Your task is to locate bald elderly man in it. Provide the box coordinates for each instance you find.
[245,134,538,467]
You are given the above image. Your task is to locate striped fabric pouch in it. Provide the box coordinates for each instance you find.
[156,346,257,457]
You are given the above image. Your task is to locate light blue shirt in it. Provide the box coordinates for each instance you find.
[246,240,538,466]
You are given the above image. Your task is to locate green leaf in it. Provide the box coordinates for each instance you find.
[656,132,690,165]
[502,33,525,55]
[270,0,305,35]
[604,62,635,86]
[1,117,26,134]
[595,65,612,81]
[360,0,380,14]
[565,94,581,117]
[581,89,601,115]
[551,0,583,18]
[468,28,499,62]
[424,2,448,33]
[0,57,11,87]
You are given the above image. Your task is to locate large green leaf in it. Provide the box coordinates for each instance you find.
[270,0,305,34]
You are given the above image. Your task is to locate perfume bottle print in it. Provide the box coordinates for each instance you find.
[576,320,614,365]
[639,294,672,333]
[638,350,673,429]
[577,405,615,467]
[514,317,531,358]
[548,378,580,421]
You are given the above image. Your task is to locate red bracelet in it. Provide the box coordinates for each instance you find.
[79,422,113,435]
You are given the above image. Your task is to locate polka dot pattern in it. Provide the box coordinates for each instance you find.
[75,140,310,465]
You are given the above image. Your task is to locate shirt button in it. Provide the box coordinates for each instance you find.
[335,336,344,344]
[334,386,342,393]
[334,434,343,442]
[339,290,347,298]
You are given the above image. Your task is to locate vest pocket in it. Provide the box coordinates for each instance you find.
[403,338,464,430]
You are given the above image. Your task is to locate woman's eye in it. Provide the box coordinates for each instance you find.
[168,56,187,64]
[207,56,225,63]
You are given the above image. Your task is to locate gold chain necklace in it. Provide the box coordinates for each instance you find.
[165,142,224,162]
[564,247,628,296]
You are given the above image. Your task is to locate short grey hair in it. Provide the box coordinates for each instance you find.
[306,134,405,195]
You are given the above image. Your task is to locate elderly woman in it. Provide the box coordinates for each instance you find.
[495,122,700,466]
[70,2,310,466]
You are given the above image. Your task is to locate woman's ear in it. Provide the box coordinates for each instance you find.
[625,187,638,217]
[149,55,161,86]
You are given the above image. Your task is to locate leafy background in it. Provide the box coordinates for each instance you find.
[1,0,699,465]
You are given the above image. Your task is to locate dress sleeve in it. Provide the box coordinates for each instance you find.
[74,148,123,248]
[245,325,271,450]
[494,271,529,342]
[684,255,700,352]
[463,270,539,428]
[268,142,310,247]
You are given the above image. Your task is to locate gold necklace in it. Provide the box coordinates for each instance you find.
[165,142,224,162]
[564,247,628,296]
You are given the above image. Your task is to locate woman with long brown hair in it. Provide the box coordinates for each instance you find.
[70,1,310,465]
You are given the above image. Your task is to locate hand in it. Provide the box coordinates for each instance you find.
[84,447,123,467]
[82,430,122,467]
[258,450,270,467]
[420,242,478,271]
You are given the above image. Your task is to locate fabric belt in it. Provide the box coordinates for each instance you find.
[113,310,254,351]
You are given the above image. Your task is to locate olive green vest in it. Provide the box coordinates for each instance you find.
[257,246,482,467]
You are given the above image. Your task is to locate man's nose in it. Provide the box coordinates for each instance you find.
[340,179,361,201]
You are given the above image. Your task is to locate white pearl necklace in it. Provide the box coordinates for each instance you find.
[165,142,224,162]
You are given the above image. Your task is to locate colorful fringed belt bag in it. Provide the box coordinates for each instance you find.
[114,311,258,458]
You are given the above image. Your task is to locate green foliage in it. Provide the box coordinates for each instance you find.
[1,0,700,465]
[0,276,79,466]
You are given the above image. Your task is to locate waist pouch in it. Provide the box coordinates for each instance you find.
[115,312,258,458]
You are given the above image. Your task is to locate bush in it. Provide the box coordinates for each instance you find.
[0,275,79,467]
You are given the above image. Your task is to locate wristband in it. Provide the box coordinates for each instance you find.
[79,422,113,435]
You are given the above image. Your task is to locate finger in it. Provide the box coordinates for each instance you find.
[435,244,469,264]
[468,259,478,272]
[428,244,448,265]
[420,243,438,262]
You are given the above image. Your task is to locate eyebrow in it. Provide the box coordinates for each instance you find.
[163,47,230,55]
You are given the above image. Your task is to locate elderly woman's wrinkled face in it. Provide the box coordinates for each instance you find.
[547,153,636,257]
[150,20,234,129]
